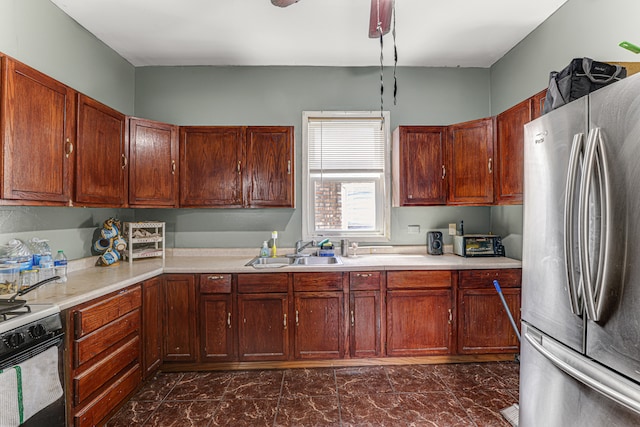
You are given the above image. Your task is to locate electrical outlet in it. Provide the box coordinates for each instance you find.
[449,223,457,236]
[408,225,420,234]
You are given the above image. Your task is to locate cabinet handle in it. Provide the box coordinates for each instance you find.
[283,313,287,330]
[441,164,446,179]
[356,273,372,278]
[237,160,241,174]
[65,138,74,158]
[227,312,232,329]
[488,157,493,174]
[448,308,453,324]
[350,310,355,327]
[295,310,299,327]
[207,275,224,280]
[287,160,291,175]
[171,160,176,175]
[121,154,128,169]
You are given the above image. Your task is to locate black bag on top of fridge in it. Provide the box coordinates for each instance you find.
[542,58,626,114]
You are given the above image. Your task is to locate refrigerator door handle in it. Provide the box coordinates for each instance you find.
[525,327,640,415]
[564,132,585,315]
[579,127,611,322]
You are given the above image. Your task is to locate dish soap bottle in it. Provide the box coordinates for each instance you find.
[260,241,269,258]
[271,231,278,257]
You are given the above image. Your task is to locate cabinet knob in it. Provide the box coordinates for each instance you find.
[283,313,287,330]
[227,312,232,328]
[287,160,291,175]
[350,310,355,327]
[488,157,493,174]
[441,164,446,179]
[356,273,372,278]
[171,160,176,175]
[207,275,224,280]
[121,154,128,169]
[237,160,241,174]
[295,310,299,327]
[448,308,453,324]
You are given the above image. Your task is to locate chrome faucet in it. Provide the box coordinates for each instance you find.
[295,239,317,254]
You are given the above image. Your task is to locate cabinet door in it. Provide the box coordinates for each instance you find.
[294,291,344,359]
[386,289,453,356]
[142,277,162,378]
[1,57,75,203]
[75,94,127,206]
[458,288,520,354]
[245,126,294,207]
[179,126,244,207]
[531,89,547,120]
[162,274,197,362]
[129,117,178,207]
[447,117,494,205]
[200,294,235,362]
[238,293,289,361]
[392,126,447,206]
[495,98,532,205]
[349,290,381,358]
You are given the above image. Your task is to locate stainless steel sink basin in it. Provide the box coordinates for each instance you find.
[246,255,342,268]
[292,256,342,265]
[245,257,295,267]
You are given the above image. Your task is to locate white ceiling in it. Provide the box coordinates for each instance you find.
[49,0,568,68]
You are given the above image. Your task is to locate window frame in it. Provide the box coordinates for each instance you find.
[301,110,391,242]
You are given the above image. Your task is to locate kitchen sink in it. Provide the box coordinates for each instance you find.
[246,255,342,268]
[292,256,342,265]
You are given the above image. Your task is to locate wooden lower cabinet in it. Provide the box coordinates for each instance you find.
[294,291,344,359]
[199,273,235,362]
[349,271,382,358]
[68,284,142,427]
[386,270,454,356]
[237,272,290,361]
[162,274,197,362]
[142,277,162,378]
[457,269,521,354]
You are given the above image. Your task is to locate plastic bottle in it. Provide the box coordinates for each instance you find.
[271,231,278,257]
[54,250,68,283]
[260,241,269,257]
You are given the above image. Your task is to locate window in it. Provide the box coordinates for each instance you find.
[302,111,390,242]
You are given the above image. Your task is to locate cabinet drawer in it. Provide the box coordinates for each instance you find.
[74,309,140,368]
[294,272,343,292]
[74,363,141,427]
[74,285,141,338]
[199,274,232,293]
[349,271,381,291]
[458,269,521,289]
[73,335,139,406]
[238,273,288,293]
[386,270,452,289]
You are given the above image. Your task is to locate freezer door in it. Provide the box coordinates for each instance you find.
[522,98,587,352]
[520,322,640,427]
[585,73,640,383]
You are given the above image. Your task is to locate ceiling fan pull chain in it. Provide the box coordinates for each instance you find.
[392,0,398,105]
[379,24,384,122]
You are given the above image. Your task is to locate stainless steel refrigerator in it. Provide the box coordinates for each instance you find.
[521,72,640,426]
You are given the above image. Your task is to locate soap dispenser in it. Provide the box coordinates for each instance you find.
[260,241,269,257]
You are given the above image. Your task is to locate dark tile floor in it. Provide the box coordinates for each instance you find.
[107,362,519,427]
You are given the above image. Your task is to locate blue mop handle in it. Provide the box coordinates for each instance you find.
[493,280,521,342]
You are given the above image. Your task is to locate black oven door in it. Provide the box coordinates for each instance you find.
[0,334,65,427]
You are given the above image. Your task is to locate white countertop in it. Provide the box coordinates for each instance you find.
[8,251,521,311]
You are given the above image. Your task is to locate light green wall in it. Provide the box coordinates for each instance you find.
[133,65,493,250]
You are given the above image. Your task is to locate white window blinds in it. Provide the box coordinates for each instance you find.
[307,118,386,171]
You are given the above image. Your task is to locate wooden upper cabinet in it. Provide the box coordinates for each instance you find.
[531,89,547,120]
[179,125,294,208]
[245,126,294,208]
[179,126,244,208]
[1,57,76,204]
[75,94,127,206]
[447,117,494,205]
[392,126,447,206]
[494,98,532,205]
[129,117,178,207]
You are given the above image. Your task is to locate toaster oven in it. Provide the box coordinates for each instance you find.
[453,234,505,257]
